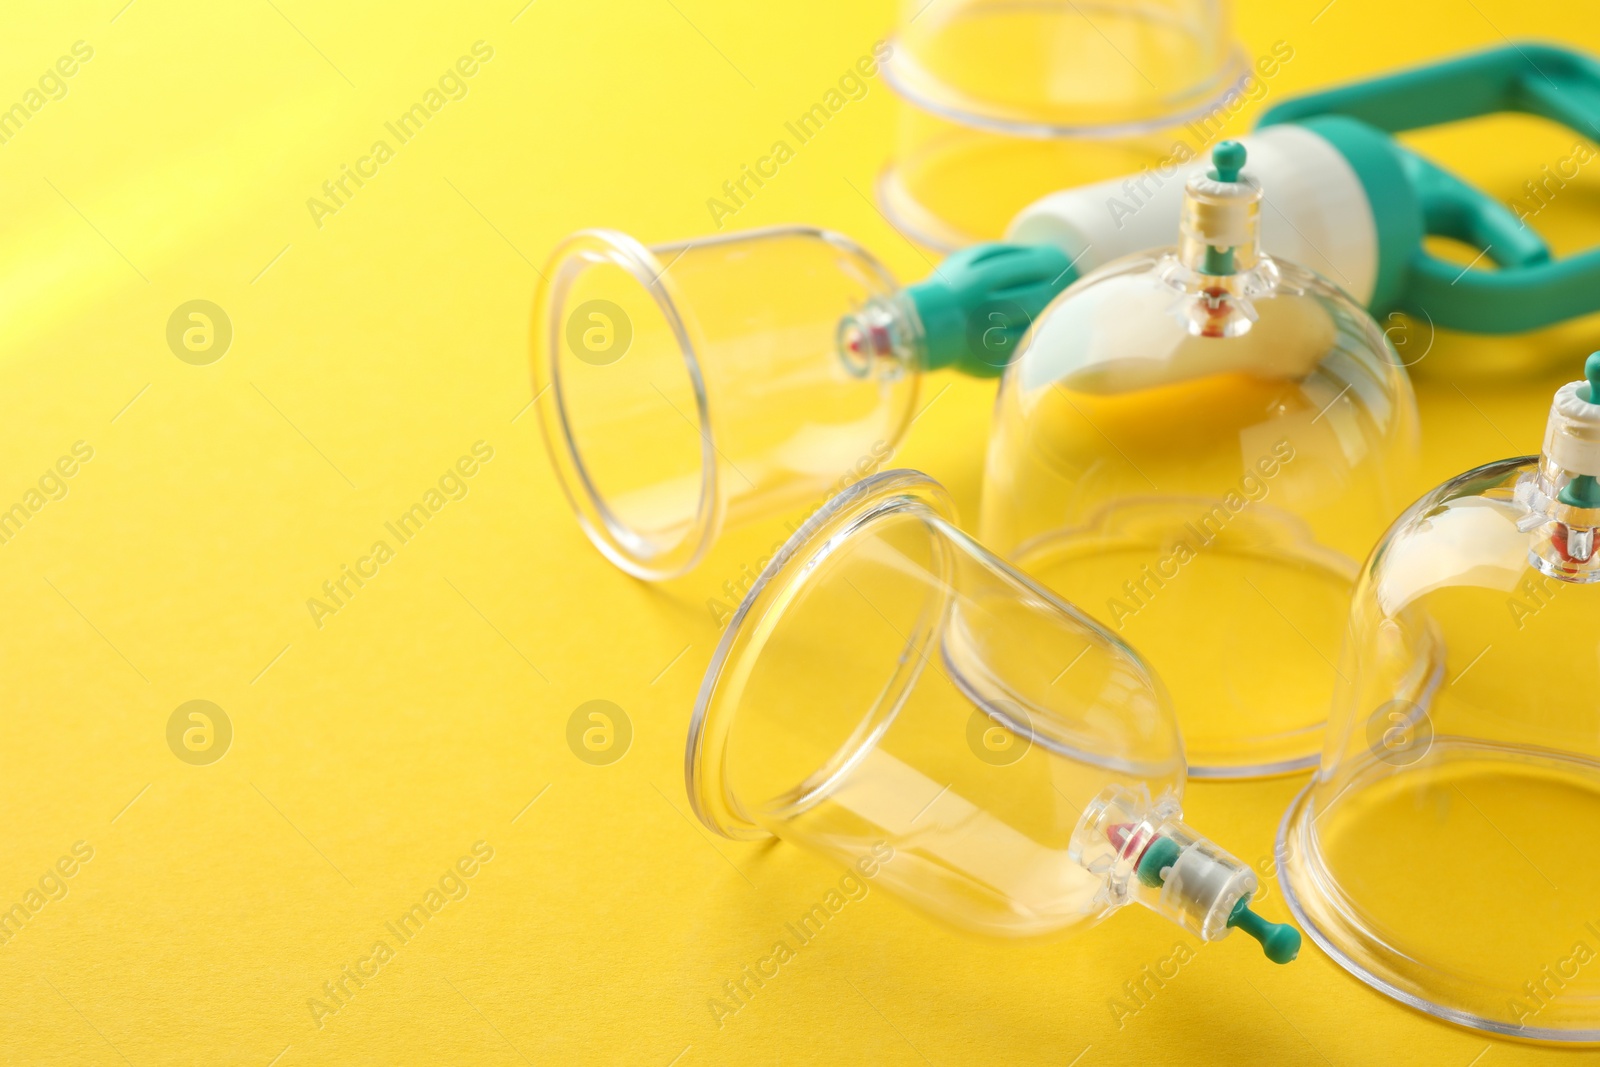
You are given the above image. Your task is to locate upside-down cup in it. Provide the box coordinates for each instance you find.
[533,226,918,580]
[686,468,1301,962]
[878,0,1254,248]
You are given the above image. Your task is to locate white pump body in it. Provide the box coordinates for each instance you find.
[1006,125,1381,306]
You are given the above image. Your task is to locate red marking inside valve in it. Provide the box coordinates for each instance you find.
[1108,822,1156,864]
[1553,523,1598,564]
[1198,286,1232,339]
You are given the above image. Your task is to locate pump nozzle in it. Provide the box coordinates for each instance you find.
[902,243,1079,377]
[839,242,1078,381]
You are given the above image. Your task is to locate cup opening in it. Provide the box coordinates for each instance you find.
[686,470,959,839]
[533,229,718,580]
[1280,740,1600,1043]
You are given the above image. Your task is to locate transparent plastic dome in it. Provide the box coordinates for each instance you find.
[688,468,1301,961]
[1279,362,1600,1042]
[980,144,1420,777]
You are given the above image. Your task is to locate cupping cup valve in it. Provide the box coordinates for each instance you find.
[1276,354,1600,1041]
[687,467,1301,963]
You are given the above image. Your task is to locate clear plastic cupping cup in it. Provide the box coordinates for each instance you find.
[877,0,1255,249]
[980,142,1421,778]
[686,467,1301,962]
[1277,356,1600,1043]
[533,227,919,580]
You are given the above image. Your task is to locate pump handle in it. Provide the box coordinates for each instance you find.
[1261,44,1600,334]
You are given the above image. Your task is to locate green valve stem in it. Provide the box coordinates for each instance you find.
[1209,140,1247,183]
[1202,245,1237,275]
[1228,896,1303,965]
[1133,835,1302,965]
[1135,836,1181,888]
[1557,352,1600,509]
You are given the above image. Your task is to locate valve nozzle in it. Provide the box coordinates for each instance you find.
[836,298,915,381]
[1180,141,1262,285]
[1134,833,1301,965]
[1209,140,1248,183]
[1077,791,1302,964]
[1228,896,1303,964]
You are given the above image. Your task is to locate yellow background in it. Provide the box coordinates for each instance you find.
[2,0,1599,1063]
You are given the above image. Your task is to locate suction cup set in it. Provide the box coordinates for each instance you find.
[534,36,1600,1038]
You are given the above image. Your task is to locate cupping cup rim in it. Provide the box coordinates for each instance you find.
[882,18,1253,140]
[1277,770,1600,1044]
[532,227,718,580]
[876,3,1253,252]
[685,468,959,839]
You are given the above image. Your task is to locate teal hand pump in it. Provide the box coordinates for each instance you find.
[887,42,1600,378]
